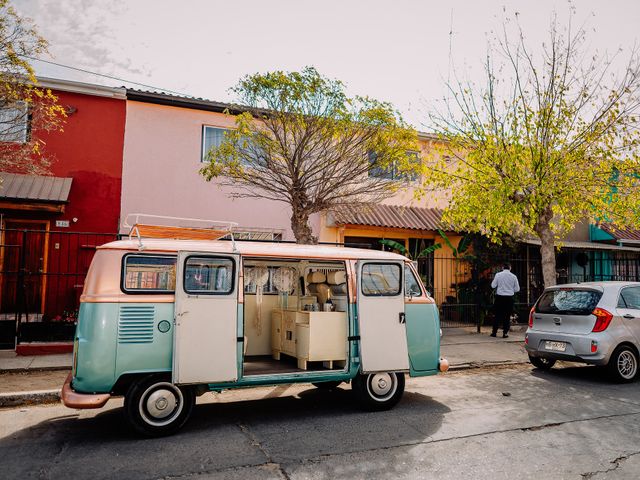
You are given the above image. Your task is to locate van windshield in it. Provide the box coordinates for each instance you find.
[536,289,602,315]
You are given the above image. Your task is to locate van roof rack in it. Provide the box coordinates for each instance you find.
[123,214,239,250]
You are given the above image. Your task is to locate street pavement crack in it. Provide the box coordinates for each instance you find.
[237,421,291,480]
[581,451,640,479]
[286,410,640,468]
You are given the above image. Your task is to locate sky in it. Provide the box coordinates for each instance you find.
[12,0,640,128]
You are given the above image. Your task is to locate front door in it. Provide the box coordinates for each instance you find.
[173,251,239,384]
[0,220,48,315]
[357,261,409,373]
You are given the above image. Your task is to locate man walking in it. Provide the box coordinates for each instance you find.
[491,263,520,338]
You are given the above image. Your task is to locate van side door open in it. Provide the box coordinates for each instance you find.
[173,252,240,384]
[357,261,409,373]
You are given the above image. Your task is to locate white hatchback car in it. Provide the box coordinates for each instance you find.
[525,282,640,382]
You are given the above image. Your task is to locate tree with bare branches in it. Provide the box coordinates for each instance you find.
[425,13,640,287]
[0,0,66,174]
[200,67,418,244]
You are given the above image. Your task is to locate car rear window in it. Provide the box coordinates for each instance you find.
[536,289,602,315]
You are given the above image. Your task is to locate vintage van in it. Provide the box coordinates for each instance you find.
[62,219,448,436]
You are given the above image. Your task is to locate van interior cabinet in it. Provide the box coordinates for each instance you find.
[271,309,348,369]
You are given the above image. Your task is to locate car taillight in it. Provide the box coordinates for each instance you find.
[528,306,535,328]
[592,308,613,332]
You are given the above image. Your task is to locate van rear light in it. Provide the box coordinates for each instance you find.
[591,340,598,353]
[528,306,535,328]
[591,308,613,332]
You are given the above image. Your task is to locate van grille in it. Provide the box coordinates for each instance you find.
[118,305,155,344]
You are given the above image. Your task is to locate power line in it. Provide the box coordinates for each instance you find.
[22,55,195,97]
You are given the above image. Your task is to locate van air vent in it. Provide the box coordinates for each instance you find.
[118,305,155,344]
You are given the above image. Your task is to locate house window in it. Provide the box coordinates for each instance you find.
[201,126,231,162]
[0,102,29,143]
[368,151,420,181]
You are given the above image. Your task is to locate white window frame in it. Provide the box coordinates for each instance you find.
[201,125,232,162]
[0,101,29,143]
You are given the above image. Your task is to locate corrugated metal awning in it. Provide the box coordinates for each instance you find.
[524,238,640,253]
[597,223,640,244]
[329,204,444,231]
[0,172,72,203]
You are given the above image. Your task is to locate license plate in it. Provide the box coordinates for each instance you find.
[544,341,566,352]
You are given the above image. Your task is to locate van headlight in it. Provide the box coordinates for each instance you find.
[440,328,443,338]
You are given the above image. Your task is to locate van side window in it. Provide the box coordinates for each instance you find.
[405,265,422,297]
[618,287,640,310]
[361,263,401,296]
[123,255,177,292]
[184,257,234,294]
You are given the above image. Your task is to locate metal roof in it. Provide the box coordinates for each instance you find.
[524,238,640,253]
[597,223,640,244]
[329,204,444,231]
[0,172,73,203]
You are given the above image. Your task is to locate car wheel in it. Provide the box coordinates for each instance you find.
[352,372,405,411]
[608,345,639,383]
[312,381,342,390]
[124,375,195,437]
[529,355,556,370]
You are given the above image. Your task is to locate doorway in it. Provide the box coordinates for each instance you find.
[0,220,49,315]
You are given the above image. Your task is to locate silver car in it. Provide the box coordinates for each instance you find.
[525,282,640,382]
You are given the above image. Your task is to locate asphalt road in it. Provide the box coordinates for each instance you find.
[2,364,640,480]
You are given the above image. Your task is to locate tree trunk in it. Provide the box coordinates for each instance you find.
[291,207,317,244]
[534,207,557,287]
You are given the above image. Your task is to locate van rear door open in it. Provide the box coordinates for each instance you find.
[173,251,240,384]
[357,261,410,373]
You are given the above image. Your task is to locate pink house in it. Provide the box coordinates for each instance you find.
[121,91,304,240]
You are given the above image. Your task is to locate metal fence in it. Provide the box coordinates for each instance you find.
[418,254,543,329]
[3,227,640,346]
[0,228,118,347]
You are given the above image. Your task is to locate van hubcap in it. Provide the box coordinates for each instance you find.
[367,373,397,401]
[618,351,638,379]
[139,382,183,426]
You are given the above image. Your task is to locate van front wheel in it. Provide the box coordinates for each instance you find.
[352,372,405,411]
[124,375,195,437]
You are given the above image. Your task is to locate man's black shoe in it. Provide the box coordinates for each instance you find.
[503,334,509,338]
[490,333,497,337]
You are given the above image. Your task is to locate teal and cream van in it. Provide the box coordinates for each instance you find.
[62,222,448,436]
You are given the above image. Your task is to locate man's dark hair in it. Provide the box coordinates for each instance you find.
[503,263,511,270]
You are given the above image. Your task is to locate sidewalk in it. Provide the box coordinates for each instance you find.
[0,326,529,407]
[441,325,528,370]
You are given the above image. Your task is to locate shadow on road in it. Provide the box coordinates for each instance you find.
[529,362,614,385]
[0,384,450,479]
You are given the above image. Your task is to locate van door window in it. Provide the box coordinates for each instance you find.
[361,263,401,296]
[405,265,422,297]
[184,257,234,294]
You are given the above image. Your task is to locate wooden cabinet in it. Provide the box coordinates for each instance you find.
[271,309,348,370]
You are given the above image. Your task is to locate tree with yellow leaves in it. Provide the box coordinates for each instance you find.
[201,67,418,244]
[0,0,65,174]
[425,14,640,287]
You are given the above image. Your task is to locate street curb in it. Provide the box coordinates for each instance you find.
[448,360,530,371]
[0,389,61,408]
[0,362,532,409]
[0,366,71,374]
